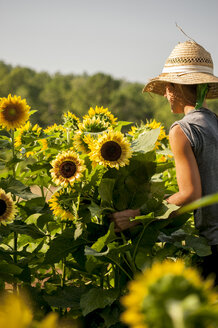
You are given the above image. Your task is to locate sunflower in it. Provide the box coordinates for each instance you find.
[62,111,80,129]
[79,117,109,132]
[44,123,66,134]
[73,130,91,154]
[48,188,77,221]
[38,138,48,152]
[0,188,17,224]
[83,106,117,127]
[50,150,86,187]
[121,259,218,328]
[88,130,132,169]
[0,94,30,130]
[15,122,42,148]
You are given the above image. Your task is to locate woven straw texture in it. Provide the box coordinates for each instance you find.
[143,41,218,99]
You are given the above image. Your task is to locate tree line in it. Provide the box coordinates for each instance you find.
[1,60,218,130]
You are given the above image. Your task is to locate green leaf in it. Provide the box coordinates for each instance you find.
[0,248,13,263]
[0,177,37,200]
[9,221,45,239]
[0,139,11,149]
[98,178,115,205]
[114,121,133,132]
[27,162,51,174]
[131,128,160,153]
[178,193,218,214]
[156,161,174,173]
[80,288,119,316]
[44,286,87,309]
[185,235,212,256]
[29,109,38,116]
[19,197,46,216]
[37,213,54,229]
[135,247,152,270]
[88,201,103,218]
[155,202,179,219]
[0,263,23,275]
[44,229,85,263]
[100,304,121,328]
[134,212,156,228]
[90,223,117,252]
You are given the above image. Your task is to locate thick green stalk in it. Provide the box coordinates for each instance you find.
[61,223,66,288]
[121,232,137,274]
[133,225,146,260]
[61,258,66,289]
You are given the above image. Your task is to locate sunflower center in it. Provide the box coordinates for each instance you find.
[100,141,122,161]
[60,161,76,178]
[4,106,19,121]
[0,199,7,216]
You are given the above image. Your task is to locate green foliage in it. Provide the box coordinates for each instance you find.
[5,60,218,130]
[0,96,217,328]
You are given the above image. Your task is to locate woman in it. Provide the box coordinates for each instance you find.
[111,40,218,283]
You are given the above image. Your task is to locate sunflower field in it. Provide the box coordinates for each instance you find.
[0,94,218,328]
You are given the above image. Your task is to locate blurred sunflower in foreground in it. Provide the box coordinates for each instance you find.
[0,293,58,328]
[50,150,86,187]
[0,188,17,224]
[121,259,218,328]
[88,130,132,169]
[0,94,30,130]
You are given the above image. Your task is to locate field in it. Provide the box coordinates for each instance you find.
[0,96,218,328]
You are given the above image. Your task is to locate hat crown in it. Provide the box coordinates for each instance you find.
[165,41,213,68]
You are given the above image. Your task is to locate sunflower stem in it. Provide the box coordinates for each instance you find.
[61,222,66,288]
[121,232,137,274]
[133,224,146,261]
[61,258,66,289]
[40,186,45,200]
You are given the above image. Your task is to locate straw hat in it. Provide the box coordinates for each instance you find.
[143,41,218,99]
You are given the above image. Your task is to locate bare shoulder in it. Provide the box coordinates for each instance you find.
[169,124,190,149]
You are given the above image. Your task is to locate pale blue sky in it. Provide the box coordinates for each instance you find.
[1,0,218,83]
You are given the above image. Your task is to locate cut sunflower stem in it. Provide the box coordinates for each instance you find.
[40,186,45,200]
[133,224,146,261]
[108,255,133,282]
[61,222,66,288]
[121,232,137,274]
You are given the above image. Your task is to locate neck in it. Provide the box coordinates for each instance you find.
[184,105,195,115]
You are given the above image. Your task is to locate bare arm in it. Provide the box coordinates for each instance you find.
[166,124,202,205]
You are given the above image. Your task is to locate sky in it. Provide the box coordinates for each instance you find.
[1,0,218,84]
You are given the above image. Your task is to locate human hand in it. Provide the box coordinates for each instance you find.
[110,209,141,232]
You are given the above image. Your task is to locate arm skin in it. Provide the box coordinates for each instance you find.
[166,124,202,205]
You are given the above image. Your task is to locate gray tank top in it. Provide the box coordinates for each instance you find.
[171,107,218,245]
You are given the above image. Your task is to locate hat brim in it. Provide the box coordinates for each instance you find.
[142,72,218,99]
